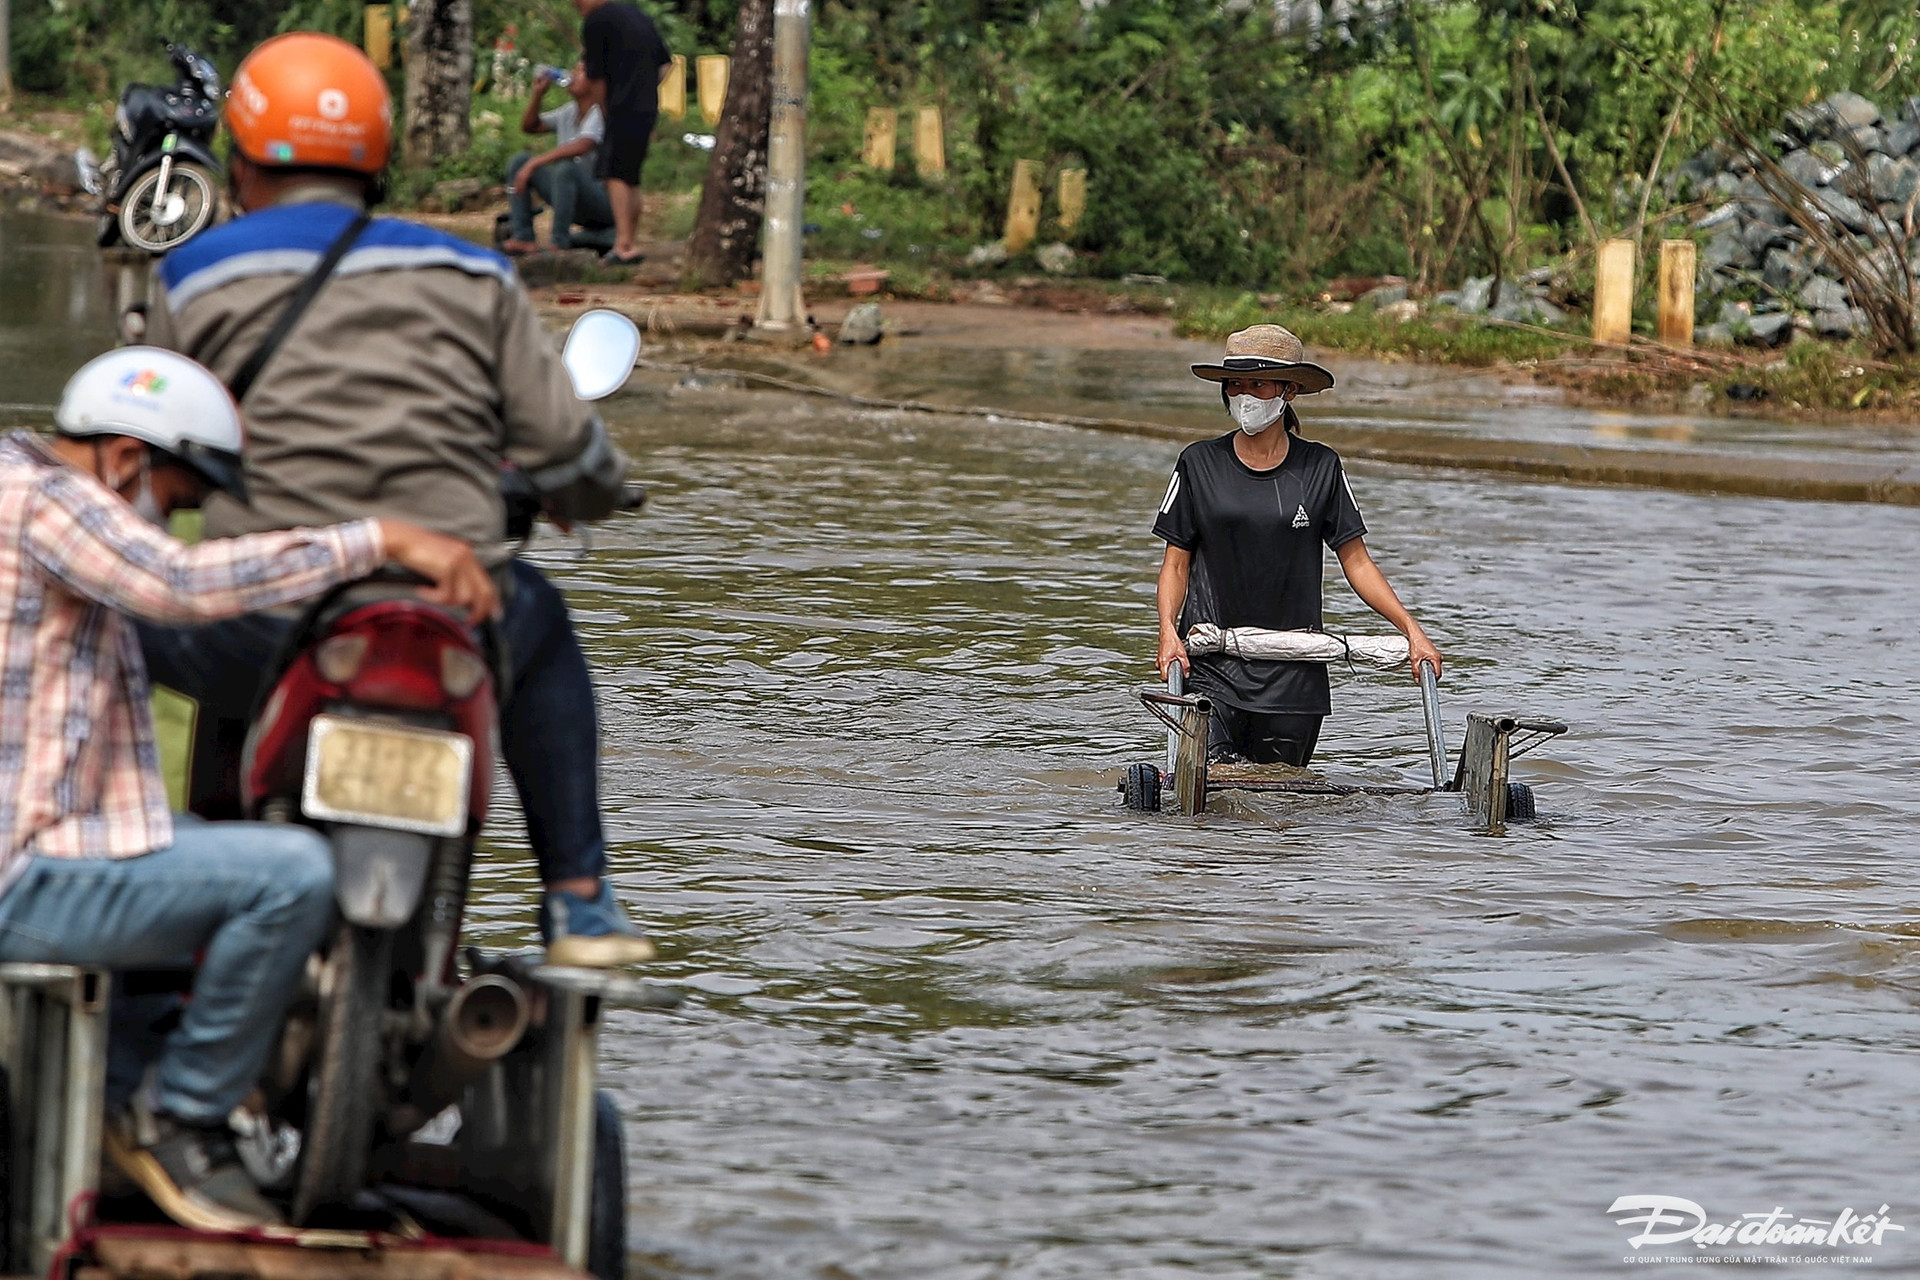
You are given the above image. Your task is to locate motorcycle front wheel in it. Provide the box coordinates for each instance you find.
[291,922,392,1224]
[118,162,217,254]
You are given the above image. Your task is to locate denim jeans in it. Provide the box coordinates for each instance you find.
[506,151,615,251]
[0,820,334,1125]
[137,561,607,887]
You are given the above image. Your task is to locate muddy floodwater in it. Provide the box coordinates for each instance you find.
[5,210,1919,1277]
[471,377,1920,1280]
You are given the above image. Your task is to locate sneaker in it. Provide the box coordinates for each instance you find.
[106,1096,284,1232]
[542,881,656,968]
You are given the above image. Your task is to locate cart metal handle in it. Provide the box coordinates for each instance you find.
[1417,660,1447,790]
[1165,663,1184,773]
[1139,685,1211,739]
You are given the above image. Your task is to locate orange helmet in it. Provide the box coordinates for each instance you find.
[227,33,392,174]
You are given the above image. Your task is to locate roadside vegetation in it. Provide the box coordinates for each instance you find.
[10,0,1920,406]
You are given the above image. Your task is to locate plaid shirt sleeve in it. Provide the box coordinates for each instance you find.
[23,468,386,624]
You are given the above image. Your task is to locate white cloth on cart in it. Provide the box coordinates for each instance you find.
[1184,623,1410,670]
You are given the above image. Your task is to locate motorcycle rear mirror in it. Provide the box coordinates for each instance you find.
[562,309,641,402]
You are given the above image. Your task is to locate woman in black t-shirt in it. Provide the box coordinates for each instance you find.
[1151,325,1441,766]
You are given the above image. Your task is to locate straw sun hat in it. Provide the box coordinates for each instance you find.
[1190,324,1335,395]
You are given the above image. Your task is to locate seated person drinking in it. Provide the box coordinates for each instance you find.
[504,61,616,254]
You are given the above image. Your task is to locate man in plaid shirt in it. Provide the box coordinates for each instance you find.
[0,347,496,1231]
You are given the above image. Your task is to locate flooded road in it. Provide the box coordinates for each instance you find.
[4,209,1918,1276]
[470,378,1920,1279]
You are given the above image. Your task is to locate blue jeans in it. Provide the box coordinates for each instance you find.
[0,820,334,1125]
[506,151,615,250]
[137,562,607,887]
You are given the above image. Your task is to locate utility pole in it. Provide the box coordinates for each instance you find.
[755,0,809,332]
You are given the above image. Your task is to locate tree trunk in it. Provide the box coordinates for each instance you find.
[685,0,775,287]
[402,0,473,170]
[0,0,13,109]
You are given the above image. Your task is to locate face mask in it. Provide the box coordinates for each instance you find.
[124,454,167,529]
[1229,394,1288,436]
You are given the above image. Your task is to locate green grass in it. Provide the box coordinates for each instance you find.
[1706,340,1920,414]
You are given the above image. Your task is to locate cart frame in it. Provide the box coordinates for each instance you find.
[1136,664,1565,833]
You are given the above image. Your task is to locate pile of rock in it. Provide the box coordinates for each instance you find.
[1431,270,1567,325]
[0,130,91,213]
[1676,91,1920,345]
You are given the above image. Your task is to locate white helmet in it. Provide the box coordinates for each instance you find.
[55,347,248,500]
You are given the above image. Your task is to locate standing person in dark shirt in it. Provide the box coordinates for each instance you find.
[575,0,672,265]
[1151,325,1442,766]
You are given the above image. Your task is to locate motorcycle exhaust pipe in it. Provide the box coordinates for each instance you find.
[406,973,530,1120]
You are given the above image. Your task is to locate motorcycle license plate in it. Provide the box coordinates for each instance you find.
[301,715,472,837]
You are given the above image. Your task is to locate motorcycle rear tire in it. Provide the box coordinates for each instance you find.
[587,1091,627,1280]
[118,162,217,254]
[291,922,392,1224]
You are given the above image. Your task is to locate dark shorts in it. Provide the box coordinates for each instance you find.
[1207,705,1324,767]
[595,112,656,185]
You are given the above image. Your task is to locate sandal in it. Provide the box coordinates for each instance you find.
[599,249,646,266]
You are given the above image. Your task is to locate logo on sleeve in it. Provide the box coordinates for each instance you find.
[1160,472,1181,514]
[1291,504,1310,529]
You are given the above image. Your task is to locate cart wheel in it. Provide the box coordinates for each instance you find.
[1121,762,1161,812]
[588,1091,627,1280]
[1505,782,1537,822]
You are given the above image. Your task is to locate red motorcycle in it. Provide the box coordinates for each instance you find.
[224,311,648,1237]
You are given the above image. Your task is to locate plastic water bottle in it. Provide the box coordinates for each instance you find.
[538,65,572,88]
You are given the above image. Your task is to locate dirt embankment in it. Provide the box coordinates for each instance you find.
[517,279,1920,509]
[0,123,93,214]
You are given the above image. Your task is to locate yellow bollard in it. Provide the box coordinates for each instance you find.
[696,55,730,126]
[1657,239,1696,347]
[659,54,688,120]
[914,106,946,178]
[863,107,897,171]
[1003,159,1043,255]
[1592,238,1636,346]
[364,4,393,70]
[1058,168,1087,232]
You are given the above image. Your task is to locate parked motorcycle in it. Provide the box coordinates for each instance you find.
[218,311,649,1242]
[80,43,223,253]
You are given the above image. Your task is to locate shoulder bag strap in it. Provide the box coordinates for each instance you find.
[227,210,374,403]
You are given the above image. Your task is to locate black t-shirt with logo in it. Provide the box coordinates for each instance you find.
[1152,431,1367,715]
[583,1,671,120]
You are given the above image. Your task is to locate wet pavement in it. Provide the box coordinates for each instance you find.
[688,330,1920,506]
[4,208,1919,1277]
